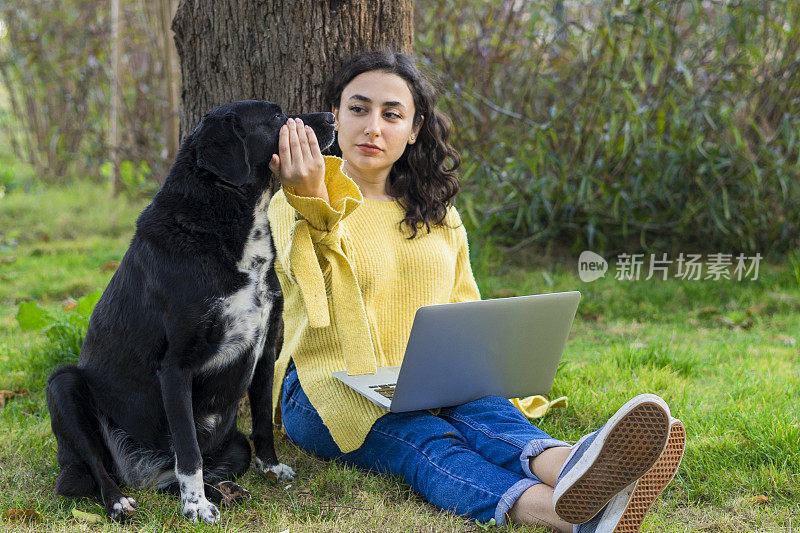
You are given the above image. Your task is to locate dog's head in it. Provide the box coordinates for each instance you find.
[193,100,336,187]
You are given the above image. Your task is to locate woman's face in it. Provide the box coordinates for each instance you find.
[332,70,422,177]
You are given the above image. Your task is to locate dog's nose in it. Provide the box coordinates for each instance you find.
[324,113,335,124]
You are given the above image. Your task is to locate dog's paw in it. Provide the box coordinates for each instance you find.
[107,495,138,522]
[181,496,219,524]
[254,457,296,482]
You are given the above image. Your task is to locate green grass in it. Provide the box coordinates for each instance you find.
[1,181,799,531]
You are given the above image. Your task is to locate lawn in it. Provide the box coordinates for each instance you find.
[1,181,798,532]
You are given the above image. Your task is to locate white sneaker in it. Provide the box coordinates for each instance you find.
[552,394,671,525]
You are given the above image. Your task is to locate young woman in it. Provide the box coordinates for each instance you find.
[266,50,684,532]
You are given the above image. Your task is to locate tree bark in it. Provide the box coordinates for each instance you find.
[160,0,181,168]
[110,0,121,194]
[171,0,414,141]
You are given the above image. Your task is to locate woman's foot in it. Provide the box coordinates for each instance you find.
[574,418,684,532]
[552,394,671,524]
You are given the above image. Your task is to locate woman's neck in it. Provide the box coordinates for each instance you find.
[342,159,395,201]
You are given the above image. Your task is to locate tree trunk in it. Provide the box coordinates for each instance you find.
[171,0,414,141]
[160,0,181,170]
[110,0,121,194]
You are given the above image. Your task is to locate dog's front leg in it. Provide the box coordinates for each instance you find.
[249,352,296,482]
[158,366,220,523]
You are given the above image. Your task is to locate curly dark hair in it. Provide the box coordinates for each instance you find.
[322,50,462,239]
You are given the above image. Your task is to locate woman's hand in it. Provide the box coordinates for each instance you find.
[269,118,329,203]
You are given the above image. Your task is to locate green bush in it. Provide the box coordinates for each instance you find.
[417,0,800,256]
[15,291,100,388]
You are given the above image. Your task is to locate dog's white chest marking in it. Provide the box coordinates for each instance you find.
[200,191,275,374]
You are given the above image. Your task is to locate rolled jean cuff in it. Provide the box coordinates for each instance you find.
[520,437,570,478]
[494,477,539,526]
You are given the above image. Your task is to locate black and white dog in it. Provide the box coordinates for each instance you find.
[46,100,335,523]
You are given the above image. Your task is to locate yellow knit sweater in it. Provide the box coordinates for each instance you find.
[267,155,481,453]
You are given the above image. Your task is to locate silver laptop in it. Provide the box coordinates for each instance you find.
[332,290,581,412]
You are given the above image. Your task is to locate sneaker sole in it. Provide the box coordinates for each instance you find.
[554,395,671,524]
[612,419,685,532]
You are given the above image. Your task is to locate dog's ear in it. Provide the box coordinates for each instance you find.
[196,112,251,186]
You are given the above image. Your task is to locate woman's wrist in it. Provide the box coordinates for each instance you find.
[291,183,330,204]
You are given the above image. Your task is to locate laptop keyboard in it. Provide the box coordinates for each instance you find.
[369,383,397,399]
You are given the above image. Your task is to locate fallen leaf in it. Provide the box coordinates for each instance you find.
[750,494,770,504]
[209,480,251,508]
[767,292,799,305]
[63,298,79,311]
[770,334,796,346]
[718,316,753,329]
[2,508,43,522]
[0,389,29,409]
[693,306,718,318]
[72,509,104,523]
[101,261,121,272]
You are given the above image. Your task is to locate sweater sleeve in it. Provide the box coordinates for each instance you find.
[281,155,363,232]
[267,156,363,327]
[267,156,378,375]
[269,157,360,280]
[449,207,482,303]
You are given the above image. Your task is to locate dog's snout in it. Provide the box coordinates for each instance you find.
[282,110,336,152]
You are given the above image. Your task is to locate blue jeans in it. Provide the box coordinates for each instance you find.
[280,360,569,526]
